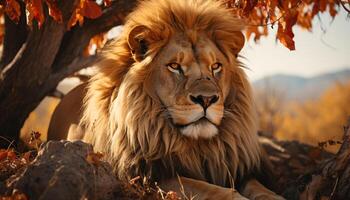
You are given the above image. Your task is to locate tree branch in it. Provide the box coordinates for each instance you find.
[50,54,99,83]
[50,0,138,77]
[0,2,28,70]
[338,0,350,13]
[0,0,76,147]
[48,89,65,99]
[295,118,350,199]
[84,0,138,34]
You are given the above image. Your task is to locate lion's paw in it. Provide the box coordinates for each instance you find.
[230,192,249,200]
[219,189,249,200]
[253,193,285,200]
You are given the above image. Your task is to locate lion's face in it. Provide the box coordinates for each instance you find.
[83,0,262,185]
[149,33,231,139]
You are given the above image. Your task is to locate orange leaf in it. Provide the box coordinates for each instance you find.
[25,0,45,28]
[0,150,8,161]
[246,26,261,42]
[2,190,28,200]
[277,23,295,51]
[84,33,106,56]
[45,0,63,23]
[311,0,320,17]
[4,0,21,23]
[243,0,258,16]
[28,131,42,149]
[22,152,32,163]
[7,150,17,160]
[0,23,4,45]
[277,11,298,50]
[81,0,102,19]
[67,10,85,29]
[0,149,17,161]
[268,0,278,21]
[165,191,180,200]
[329,2,337,18]
[86,152,104,165]
[68,0,102,29]
[103,0,112,7]
[319,0,327,12]
[297,10,312,30]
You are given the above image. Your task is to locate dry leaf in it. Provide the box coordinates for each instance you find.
[4,0,21,23]
[67,0,103,29]
[45,0,63,23]
[81,0,102,19]
[86,151,104,165]
[103,0,111,7]
[0,190,28,200]
[28,131,42,149]
[243,0,258,16]
[165,191,180,200]
[25,0,45,28]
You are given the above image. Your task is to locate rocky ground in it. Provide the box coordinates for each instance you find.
[0,124,349,200]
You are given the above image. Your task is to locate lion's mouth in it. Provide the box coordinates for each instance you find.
[168,107,223,139]
[175,117,216,128]
[177,117,219,139]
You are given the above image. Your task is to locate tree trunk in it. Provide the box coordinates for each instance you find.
[0,4,73,147]
[0,3,28,70]
[261,119,350,200]
[0,0,137,148]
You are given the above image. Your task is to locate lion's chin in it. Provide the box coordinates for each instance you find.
[180,119,218,139]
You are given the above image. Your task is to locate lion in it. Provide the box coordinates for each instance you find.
[48,0,285,199]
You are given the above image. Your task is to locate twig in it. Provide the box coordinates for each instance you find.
[297,117,350,199]
[329,177,339,200]
[70,73,91,82]
[338,0,350,13]
[50,54,99,84]
[246,0,303,27]
[48,89,64,99]
[176,175,193,200]
[0,136,16,150]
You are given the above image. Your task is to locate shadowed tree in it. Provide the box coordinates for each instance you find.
[0,0,349,148]
[0,0,138,147]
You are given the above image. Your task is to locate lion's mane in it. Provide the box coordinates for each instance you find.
[81,0,262,187]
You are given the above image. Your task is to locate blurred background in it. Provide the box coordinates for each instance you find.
[21,10,350,152]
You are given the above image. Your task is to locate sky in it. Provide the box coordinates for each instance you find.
[242,10,350,81]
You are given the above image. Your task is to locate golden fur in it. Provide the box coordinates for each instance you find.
[81,0,262,187]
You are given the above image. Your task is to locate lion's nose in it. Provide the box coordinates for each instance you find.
[190,94,219,109]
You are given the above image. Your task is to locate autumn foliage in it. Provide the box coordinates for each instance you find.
[256,81,350,152]
[0,0,349,51]
[227,0,344,50]
[0,0,108,28]
[276,81,350,150]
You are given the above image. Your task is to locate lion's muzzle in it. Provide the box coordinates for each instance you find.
[170,78,224,139]
[189,94,219,110]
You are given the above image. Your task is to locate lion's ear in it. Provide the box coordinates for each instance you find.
[214,30,245,58]
[231,31,245,57]
[127,25,151,62]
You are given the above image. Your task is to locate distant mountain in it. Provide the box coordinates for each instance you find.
[253,68,350,101]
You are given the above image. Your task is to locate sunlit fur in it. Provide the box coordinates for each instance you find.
[181,122,218,139]
[81,0,261,187]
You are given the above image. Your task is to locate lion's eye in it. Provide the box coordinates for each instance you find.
[211,62,222,74]
[166,63,182,75]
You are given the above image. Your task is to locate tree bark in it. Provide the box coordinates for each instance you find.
[0,2,28,70]
[0,0,138,148]
[261,119,350,200]
[1,136,348,199]
[0,1,74,147]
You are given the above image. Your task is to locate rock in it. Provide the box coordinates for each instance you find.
[3,137,347,200]
[7,140,121,200]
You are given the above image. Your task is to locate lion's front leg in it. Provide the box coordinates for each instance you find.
[241,179,285,200]
[159,177,248,200]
